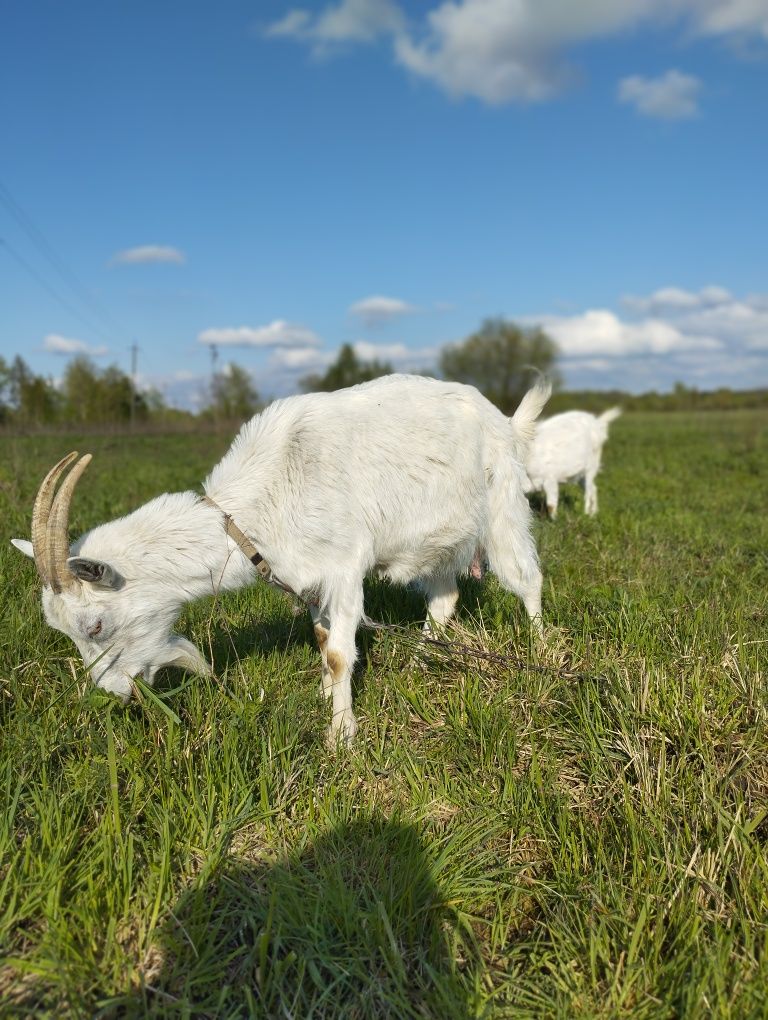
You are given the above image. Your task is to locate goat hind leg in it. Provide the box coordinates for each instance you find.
[584,470,598,515]
[422,573,459,634]
[486,521,543,638]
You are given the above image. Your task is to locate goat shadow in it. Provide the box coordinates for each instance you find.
[118,816,478,1019]
[527,489,579,517]
[199,573,495,677]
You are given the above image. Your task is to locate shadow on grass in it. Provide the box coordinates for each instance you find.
[526,489,579,517]
[198,575,489,672]
[124,817,477,1019]
[188,572,526,713]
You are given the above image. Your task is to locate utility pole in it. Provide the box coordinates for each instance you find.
[209,343,219,425]
[129,342,139,429]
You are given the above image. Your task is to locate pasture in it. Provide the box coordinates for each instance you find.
[1,409,767,1018]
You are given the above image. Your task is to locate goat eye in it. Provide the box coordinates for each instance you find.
[87,621,103,639]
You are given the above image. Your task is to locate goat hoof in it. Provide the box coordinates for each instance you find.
[325,713,358,750]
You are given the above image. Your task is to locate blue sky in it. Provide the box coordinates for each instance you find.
[2,0,767,408]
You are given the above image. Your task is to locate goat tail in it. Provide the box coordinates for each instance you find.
[599,406,622,427]
[510,376,552,446]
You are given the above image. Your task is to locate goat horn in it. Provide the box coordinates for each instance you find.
[45,454,93,593]
[31,452,79,587]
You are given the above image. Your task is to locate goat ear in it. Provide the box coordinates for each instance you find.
[67,557,124,590]
[11,539,35,559]
[165,636,212,676]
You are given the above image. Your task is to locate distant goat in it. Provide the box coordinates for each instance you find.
[524,407,622,518]
[12,374,550,746]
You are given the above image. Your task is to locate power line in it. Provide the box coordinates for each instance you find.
[129,341,140,428]
[0,179,132,343]
[0,235,110,341]
[209,343,219,423]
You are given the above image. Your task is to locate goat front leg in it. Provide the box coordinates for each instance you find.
[543,478,559,519]
[322,586,363,748]
[310,604,333,701]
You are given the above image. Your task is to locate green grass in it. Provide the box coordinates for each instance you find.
[1,411,767,1018]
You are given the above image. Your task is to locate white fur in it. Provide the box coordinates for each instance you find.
[13,374,549,745]
[524,407,621,518]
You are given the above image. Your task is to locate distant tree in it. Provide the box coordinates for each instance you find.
[440,318,560,414]
[101,364,145,422]
[60,356,149,425]
[206,363,261,421]
[61,356,100,423]
[17,374,60,424]
[143,387,169,416]
[0,356,10,423]
[300,343,393,393]
[6,355,59,424]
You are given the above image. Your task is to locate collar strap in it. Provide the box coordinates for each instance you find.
[202,495,281,587]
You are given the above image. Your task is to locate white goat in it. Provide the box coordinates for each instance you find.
[12,374,549,745]
[524,407,621,518]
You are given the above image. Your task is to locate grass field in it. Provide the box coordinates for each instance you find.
[1,410,767,1018]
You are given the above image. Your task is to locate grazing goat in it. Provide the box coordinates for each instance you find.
[524,407,621,518]
[12,374,549,746]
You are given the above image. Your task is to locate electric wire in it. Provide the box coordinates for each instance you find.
[0,179,132,343]
[0,235,110,342]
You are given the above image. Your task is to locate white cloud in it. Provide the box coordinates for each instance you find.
[677,301,768,350]
[694,0,768,40]
[621,286,768,350]
[536,309,722,357]
[266,1,768,104]
[198,320,321,348]
[265,0,403,49]
[266,10,312,38]
[623,285,732,314]
[352,340,438,367]
[43,333,108,357]
[561,357,614,373]
[393,0,640,104]
[263,339,438,396]
[526,284,768,392]
[110,245,186,265]
[349,295,416,326]
[270,346,334,370]
[618,70,702,119]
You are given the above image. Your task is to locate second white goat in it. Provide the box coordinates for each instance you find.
[524,407,621,518]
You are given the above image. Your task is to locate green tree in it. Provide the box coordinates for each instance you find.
[440,318,560,414]
[300,343,393,393]
[0,356,10,423]
[60,356,100,423]
[6,355,60,425]
[206,363,261,421]
[61,356,148,425]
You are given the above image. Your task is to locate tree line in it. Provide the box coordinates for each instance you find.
[0,354,260,428]
[1,320,765,429]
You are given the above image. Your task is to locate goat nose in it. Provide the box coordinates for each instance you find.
[87,620,102,638]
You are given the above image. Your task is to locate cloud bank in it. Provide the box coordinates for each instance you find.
[145,285,767,409]
[532,286,768,391]
[265,1,768,105]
